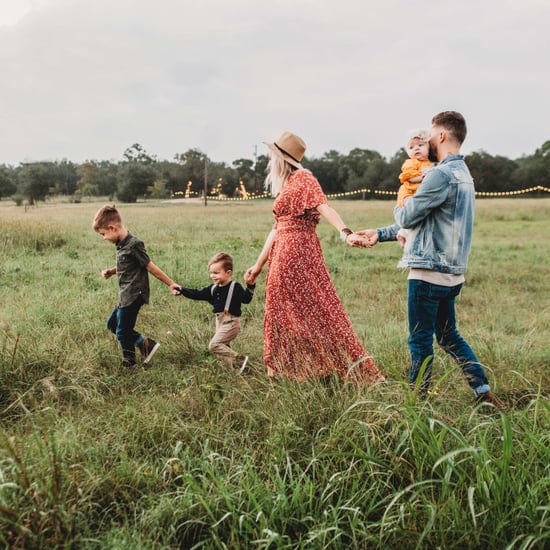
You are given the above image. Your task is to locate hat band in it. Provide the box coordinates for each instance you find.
[274,142,301,164]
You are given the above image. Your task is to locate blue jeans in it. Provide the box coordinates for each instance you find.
[107,296,145,365]
[407,279,490,395]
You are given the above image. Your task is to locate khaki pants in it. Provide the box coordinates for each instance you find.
[209,313,241,367]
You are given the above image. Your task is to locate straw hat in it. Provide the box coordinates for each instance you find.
[264,131,306,169]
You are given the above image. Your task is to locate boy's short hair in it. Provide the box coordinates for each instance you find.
[208,252,233,272]
[93,204,122,231]
[406,129,429,148]
[432,111,467,144]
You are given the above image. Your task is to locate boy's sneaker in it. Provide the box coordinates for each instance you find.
[475,391,505,410]
[237,355,249,375]
[122,359,139,372]
[139,337,160,364]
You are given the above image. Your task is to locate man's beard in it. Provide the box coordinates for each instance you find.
[428,144,438,163]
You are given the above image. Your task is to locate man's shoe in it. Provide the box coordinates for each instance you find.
[139,338,160,364]
[475,391,506,410]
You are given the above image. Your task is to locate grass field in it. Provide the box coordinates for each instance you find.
[1,198,549,549]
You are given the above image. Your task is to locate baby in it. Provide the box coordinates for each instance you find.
[396,129,433,245]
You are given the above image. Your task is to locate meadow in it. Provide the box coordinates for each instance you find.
[0,198,549,549]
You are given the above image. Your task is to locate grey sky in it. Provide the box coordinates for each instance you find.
[1,0,549,166]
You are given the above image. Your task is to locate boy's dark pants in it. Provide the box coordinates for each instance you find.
[107,296,145,365]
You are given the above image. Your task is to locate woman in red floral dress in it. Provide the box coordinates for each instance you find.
[245,132,384,384]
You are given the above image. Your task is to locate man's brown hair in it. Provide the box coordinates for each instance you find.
[208,252,233,272]
[93,204,122,231]
[432,111,467,145]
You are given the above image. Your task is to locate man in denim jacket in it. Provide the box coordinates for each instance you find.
[360,111,503,408]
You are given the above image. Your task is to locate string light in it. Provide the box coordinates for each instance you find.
[207,192,271,202]
[174,185,550,201]
[474,185,550,197]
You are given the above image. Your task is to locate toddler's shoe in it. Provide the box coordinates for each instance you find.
[236,355,249,375]
[139,337,160,364]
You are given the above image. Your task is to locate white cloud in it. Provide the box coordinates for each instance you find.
[0,0,56,26]
[0,1,31,26]
[0,0,549,164]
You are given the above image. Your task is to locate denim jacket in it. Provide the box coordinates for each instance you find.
[379,155,475,274]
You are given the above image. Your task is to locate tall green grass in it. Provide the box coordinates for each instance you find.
[0,198,548,548]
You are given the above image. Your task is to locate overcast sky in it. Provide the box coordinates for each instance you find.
[1,0,548,166]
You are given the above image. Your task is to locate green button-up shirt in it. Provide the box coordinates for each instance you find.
[116,232,151,307]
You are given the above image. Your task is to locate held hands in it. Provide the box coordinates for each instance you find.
[346,233,371,248]
[169,283,182,296]
[348,229,379,248]
[244,264,262,285]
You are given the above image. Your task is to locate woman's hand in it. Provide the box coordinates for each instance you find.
[347,233,370,248]
[355,229,379,247]
[245,264,262,285]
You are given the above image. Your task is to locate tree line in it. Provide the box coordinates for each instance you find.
[1,140,549,205]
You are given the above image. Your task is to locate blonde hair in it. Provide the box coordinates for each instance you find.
[265,154,297,197]
[208,252,233,272]
[93,204,122,231]
[406,129,430,149]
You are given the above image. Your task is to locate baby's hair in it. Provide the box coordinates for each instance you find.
[93,204,122,231]
[208,252,233,272]
[406,129,430,148]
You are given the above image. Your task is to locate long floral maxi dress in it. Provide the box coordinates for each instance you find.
[264,169,383,384]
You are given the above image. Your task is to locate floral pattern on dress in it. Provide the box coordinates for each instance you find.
[264,169,382,384]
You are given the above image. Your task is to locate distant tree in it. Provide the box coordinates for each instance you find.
[207,161,238,196]
[123,143,156,164]
[345,148,382,177]
[18,162,57,204]
[0,165,17,199]
[147,178,170,199]
[303,150,346,194]
[343,148,386,196]
[510,140,550,191]
[175,149,209,193]
[254,154,269,193]
[232,158,253,177]
[540,140,550,158]
[96,161,119,197]
[117,143,159,202]
[156,160,185,195]
[117,162,157,203]
[375,149,408,193]
[466,151,518,193]
[76,161,101,197]
[363,159,402,196]
[53,159,78,196]
[232,158,254,193]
